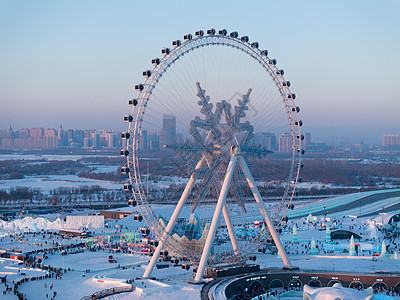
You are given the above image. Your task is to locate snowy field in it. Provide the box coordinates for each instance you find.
[0,154,122,196]
[1,191,400,299]
[0,154,95,161]
[2,239,399,299]
[0,233,201,300]
[0,174,121,192]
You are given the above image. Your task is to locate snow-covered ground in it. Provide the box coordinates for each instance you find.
[0,154,96,161]
[1,192,400,299]
[287,189,400,218]
[0,230,200,299]
[2,237,399,299]
[0,174,121,192]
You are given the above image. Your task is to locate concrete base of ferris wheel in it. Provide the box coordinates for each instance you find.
[136,276,156,280]
[283,266,300,271]
[188,280,206,285]
[191,264,262,282]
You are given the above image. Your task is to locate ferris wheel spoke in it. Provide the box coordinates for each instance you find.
[190,156,225,213]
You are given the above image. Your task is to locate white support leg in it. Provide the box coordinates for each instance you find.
[222,205,239,255]
[143,157,205,278]
[194,155,238,283]
[238,156,293,269]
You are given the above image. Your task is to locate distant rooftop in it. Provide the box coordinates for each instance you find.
[287,188,400,219]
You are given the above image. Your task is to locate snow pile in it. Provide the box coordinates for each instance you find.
[0,217,66,232]
[303,283,374,300]
[66,215,104,232]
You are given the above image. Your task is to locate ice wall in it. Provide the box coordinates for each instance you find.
[65,215,104,232]
[0,217,66,232]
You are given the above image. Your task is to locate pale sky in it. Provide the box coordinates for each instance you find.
[0,0,399,144]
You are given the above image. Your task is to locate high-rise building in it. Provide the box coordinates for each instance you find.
[383,134,400,151]
[18,128,29,139]
[105,131,120,148]
[30,127,44,139]
[43,128,58,149]
[176,133,184,144]
[253,132,276,151]
[279,133,292,153]
[66,129,74,146]
[0,127,124,151]
[139,130,148,150]
[159,114,176,147]
[58,125,68,147]
[305,132,311,147]
[148,131,159,150]
[72,129,85,147]
[83,130,99,149]
[97,130,107,149]
[44,128,57,136]
[6,126,14,139]
[28,128,44,148]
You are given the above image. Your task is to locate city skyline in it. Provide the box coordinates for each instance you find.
[0,1,399,145]
[0,122,397,150]
[2,124,400,152]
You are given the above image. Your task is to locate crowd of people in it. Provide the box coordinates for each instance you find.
[1,230,139,299]
[281,216,400,257]
[1,231,85,299]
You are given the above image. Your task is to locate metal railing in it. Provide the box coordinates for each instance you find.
[80,286,134,300]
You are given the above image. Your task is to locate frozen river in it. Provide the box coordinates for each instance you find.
[0,154,122,193]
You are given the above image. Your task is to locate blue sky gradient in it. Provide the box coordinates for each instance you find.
[0,0,399,144]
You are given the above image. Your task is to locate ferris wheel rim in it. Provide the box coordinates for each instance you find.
[123,28,303,264]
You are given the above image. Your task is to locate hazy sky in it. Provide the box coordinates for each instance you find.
[0,0,399,144]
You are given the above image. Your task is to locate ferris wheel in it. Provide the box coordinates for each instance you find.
[121,28,303,282]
